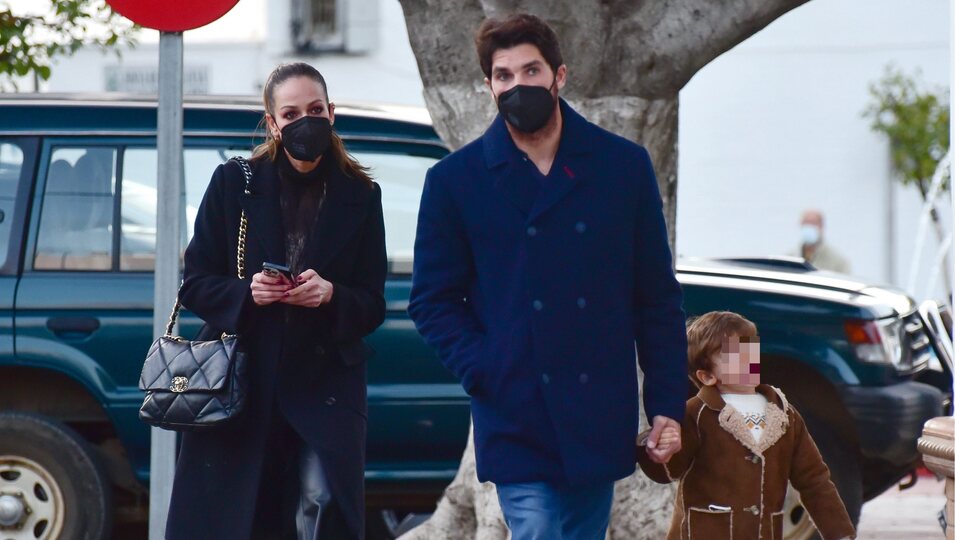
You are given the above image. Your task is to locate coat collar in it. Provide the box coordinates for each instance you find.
[697,383,789,411]
[240,156,370,274]
[481,98,593,168]
[480,99,595,222]
[698,384,791,456]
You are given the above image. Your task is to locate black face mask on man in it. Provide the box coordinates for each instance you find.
[279,116,332,162]
[496,77,557,133]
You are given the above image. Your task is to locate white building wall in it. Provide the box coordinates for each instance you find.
[46,0,420,101]
[676,0,950,301]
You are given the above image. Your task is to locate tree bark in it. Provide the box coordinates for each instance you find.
[396,1,811,537]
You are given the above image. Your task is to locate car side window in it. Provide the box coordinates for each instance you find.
[119,147,247,271]
[349,150,437,274]
[0,142,24,270]
[34,147,117,271]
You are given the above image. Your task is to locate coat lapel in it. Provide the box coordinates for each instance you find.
[527,99,593,223]
[481,100,598,222]
[303,165,369,274]
[240,159,285,266]
[483,115,537,217]
[491,164,538,217]
[702,384,792,456]
[527,157,579,223]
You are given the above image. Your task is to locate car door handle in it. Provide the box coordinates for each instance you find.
[47,316,100,338]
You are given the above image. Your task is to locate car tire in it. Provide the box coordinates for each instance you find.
[782,413,863,540]
[0,412,112,540]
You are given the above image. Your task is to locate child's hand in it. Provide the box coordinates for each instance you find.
[654,425,680,451]
[646,415,682,464]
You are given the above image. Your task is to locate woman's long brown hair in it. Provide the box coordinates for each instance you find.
[251,62,372,186]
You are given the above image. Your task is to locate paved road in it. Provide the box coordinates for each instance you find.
[115,474,951,539]
[856,475,949,539]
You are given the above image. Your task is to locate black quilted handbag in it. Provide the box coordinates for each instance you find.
[138,157,253,432]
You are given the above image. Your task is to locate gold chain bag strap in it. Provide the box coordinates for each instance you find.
[137,156,252,431]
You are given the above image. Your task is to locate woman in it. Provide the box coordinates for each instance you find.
[166,63,386,540]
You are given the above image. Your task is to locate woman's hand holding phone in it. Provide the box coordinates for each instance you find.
[251,263,296,306]
[281,269,334,308]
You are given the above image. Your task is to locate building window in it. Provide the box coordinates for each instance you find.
[289,0,378,54]
[293,0,345,52]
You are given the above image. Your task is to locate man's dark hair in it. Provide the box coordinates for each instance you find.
[474,13,563,79]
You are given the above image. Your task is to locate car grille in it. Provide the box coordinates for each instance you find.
[901,310,933,374]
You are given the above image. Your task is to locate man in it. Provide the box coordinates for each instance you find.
[794,209,851,274]
[408,14,687,539]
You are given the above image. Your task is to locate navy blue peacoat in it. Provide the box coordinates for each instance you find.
[408,100,688,487]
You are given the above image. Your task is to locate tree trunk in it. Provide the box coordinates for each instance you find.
[396,1,811,537]
[579,96,680,246]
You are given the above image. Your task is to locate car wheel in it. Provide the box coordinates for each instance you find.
[0,412,111,540]
[782,414,863,540]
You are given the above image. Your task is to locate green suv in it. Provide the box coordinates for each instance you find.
[0,94,949,540]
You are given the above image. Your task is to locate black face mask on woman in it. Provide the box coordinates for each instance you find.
[280,115,332,162]
[496,78,557,133]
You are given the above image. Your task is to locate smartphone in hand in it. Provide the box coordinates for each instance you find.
[262,262,295,285]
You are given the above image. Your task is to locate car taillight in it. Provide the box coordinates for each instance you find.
[845,318,903,367]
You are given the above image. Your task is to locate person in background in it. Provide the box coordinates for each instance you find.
[795,209,851,274]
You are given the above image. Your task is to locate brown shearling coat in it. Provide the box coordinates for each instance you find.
[637,384,855,540]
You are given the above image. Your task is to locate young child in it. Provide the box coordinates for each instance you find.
[637,311,856,540]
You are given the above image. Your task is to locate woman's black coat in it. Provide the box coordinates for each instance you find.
[165,156,386,539]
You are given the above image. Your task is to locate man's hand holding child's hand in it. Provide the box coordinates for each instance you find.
[645,415,682,464]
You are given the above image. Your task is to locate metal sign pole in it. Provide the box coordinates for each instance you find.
[149,30,184,540]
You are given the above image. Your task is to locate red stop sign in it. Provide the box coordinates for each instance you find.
[106,0,239,32]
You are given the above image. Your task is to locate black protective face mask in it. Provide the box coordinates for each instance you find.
[280,115,332,162]
[496,79,557,133]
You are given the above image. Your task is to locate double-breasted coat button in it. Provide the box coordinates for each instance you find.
[579,373,589,384]
[325,397,336,406]
[745,505,759,515]
[575,222,586,233]
[532,300,544,311]
[527,226,537,237]
[541,373,550,385]
[577,297,586,309]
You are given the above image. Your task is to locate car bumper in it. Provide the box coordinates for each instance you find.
[842,381,945,467]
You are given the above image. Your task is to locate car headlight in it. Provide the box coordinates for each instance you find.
[844,318,903,367]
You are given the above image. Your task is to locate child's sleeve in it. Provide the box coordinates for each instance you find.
[636,406,699,483]
[788,407,857,539]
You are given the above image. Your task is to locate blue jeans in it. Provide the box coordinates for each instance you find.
[496,481,614,540]
[296,446,332,540]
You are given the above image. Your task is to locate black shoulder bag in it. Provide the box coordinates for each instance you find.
[138,157,252,431]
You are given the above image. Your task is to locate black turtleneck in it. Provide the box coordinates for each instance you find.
[276,151,327,276]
